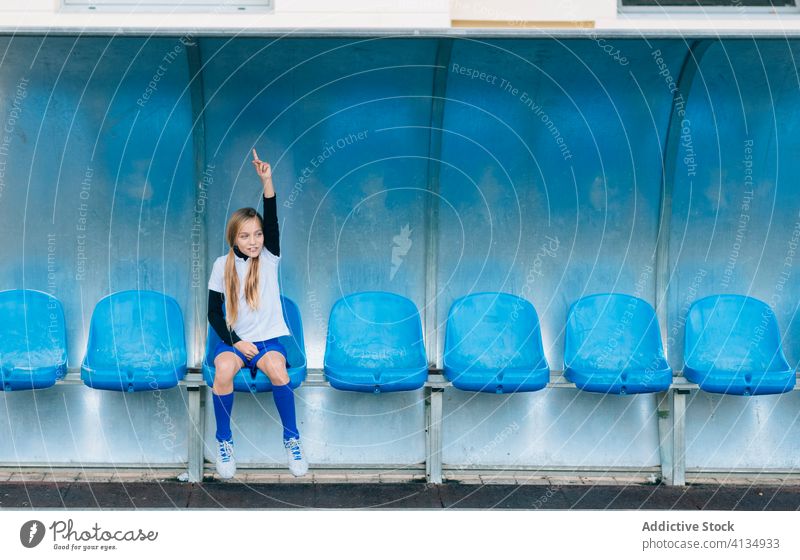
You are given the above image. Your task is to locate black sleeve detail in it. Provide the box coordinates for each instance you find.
[208,289,241,346]
[263,193,280,258]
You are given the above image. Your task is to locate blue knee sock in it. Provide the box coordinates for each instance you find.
[212,391,235,442]
[271,383,300,440]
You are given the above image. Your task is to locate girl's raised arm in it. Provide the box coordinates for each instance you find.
[252,148,280,257]
[262,191,280,257]
[252,148,275,198]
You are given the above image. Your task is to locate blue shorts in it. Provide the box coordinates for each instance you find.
[213,337,290,378]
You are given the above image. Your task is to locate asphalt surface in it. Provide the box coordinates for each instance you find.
[1,481,799,509]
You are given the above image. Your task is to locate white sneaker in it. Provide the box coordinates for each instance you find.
[216,439,236,479]
[284,437,308,477]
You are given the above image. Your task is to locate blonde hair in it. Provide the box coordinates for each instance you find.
[223,207,263,328]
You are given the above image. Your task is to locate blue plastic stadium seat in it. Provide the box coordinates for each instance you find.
[684,294,795,395]
[324,291,428,393]
[203,295,307,392]
[564,293,672,394]
[81,290,187,392]
[0,289,68,391]
[443,292,549,393]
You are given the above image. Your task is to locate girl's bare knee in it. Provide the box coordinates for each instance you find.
[258,352,289,385]
[213,354,242,390]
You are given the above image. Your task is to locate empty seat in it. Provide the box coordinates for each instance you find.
[81,290,187,392]
[684,294,795,395]
[443,292,549,393]
[0,289,68,391]
[203,296,307,392]
[324,291,428,393]
[564,293,672,394]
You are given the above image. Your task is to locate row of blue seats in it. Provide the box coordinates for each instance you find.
[0,289,795,396]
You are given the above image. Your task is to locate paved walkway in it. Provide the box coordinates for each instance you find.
[1,475,798,509]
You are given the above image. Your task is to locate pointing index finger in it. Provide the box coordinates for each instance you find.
[252,148,260,162]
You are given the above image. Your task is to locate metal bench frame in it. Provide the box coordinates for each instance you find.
[29,368,797,485]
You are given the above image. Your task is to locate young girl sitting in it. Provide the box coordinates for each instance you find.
[206,148,308,479]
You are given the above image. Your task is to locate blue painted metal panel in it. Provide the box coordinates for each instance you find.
[198,38,439,369]
[685,392,800,470]
[203,387,427,466]
[669,40,800,370]
[437,39,688,369]
[0,386,189,464]
[441,390,663,469]
[0,36,197,367]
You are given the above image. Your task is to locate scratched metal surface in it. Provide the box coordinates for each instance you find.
[0,36,798,468]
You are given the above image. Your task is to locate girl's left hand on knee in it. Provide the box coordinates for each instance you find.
[234,340,258,360]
